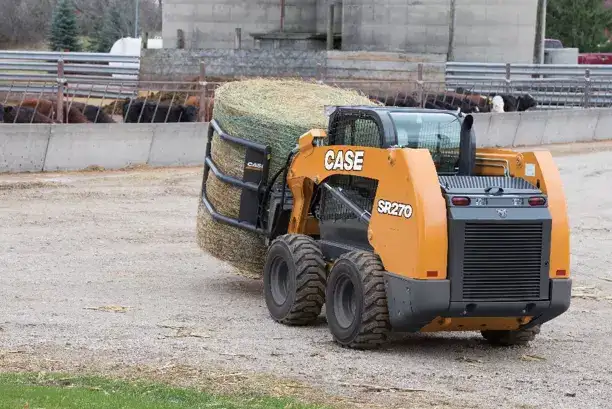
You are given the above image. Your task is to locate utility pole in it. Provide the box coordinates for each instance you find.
[447,0,456,61]
[533,0,547,64]
[135,0,140,38]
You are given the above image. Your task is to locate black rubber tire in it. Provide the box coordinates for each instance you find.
[263,234,326,326]
[325,251,391,350]
[481,325,541,346]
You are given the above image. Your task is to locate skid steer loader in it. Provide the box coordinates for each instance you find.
[200,105,571,349]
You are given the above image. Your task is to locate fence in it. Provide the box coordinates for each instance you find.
[445,62,612,109]
[6,51,612,125]
[0,50,141,99]
[0,51,215,124]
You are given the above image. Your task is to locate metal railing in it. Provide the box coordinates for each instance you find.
[445,62,612,109]
[0,50,141,99]
[0,50,217,124]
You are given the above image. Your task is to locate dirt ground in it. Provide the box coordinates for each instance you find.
[1,140,611,409]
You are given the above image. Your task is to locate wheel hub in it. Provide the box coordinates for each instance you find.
[334,275,357,329]
[269,257,290,306]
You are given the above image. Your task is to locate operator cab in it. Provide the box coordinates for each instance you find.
[317,106,476,259]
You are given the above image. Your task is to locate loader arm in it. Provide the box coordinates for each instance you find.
[285,129,449,280]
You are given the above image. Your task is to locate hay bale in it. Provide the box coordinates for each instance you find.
[197,78,377,277]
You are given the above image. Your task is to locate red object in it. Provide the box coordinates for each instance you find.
[451,196,470,206]
[578,53,612,64]
[528,197,546,206]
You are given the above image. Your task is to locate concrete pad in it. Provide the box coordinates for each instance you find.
[43,124,154,171]
[541,109,598,145]
[513,110,549,147]
[148,123,208,167]
[0,124,51,173]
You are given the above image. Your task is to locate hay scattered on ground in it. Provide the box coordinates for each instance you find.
[197,78,377,276]
[0,181,64,191]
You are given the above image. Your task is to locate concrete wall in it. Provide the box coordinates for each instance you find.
[140,48,446,82]
[161,0,538,63]
[316,0,343,35]
[339,0,537,63]
[452,0,538,63]
[2,108,612,174]
[162,0,321,49]
[341,0,451,54]
[0,123,207,173]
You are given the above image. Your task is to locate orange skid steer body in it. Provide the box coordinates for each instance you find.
[200,105,571,349]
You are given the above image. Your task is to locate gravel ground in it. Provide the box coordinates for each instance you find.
[1,141,611,409]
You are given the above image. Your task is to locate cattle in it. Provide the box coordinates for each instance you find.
[67,101,116,123]
[3,106,57,124]
[368,89,538,114]
[491,95,505,113]
[185,95,214,122]
[19,98,56,119]
[122,99,199,123]
[0,103,3,123]
[18,98,90,123]
[369,92,420,108]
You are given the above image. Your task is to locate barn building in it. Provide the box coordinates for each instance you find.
[161,0,539,63]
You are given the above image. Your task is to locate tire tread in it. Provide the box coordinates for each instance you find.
[329,251,391,350]
[267,234,326,326]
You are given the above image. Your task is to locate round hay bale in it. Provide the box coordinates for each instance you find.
[198,78,378,277]
[196,202,267,279]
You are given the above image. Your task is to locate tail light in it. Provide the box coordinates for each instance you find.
[528,197,546,206]
[451,196,470,206]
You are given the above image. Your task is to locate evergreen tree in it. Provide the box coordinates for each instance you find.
[49,0,82,52]
[546,0,612,52]
[88,4,133,53]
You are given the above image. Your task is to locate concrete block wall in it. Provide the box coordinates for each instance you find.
[316,0,343,35]
[161,0,539,63]
[341,0,452,54]
[452,0,538,63]
[162,0,293,49]
[3,108,612,174]
[140,49,327,81]
[140,48,446,82]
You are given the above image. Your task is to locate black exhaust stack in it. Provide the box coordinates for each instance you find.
[458,114,476,176]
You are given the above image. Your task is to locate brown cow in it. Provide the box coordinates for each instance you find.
[19,98,56,119]
[18,98,90,123]
[66,101,115,123]
[185,95,214,122]
[3,105,58,124]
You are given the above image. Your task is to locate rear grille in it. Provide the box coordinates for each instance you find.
[462,222,544,301]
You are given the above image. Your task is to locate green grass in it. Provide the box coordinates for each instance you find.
[0,373,331,409]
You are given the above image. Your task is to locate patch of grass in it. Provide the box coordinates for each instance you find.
[0,372,332,409]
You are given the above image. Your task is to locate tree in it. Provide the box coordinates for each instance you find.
[49,0,82,51]
[546,0,612,52]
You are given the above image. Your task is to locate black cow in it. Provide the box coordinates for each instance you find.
[68,102,116,123]
[0,103,3,123]
[488,93,538,112]
[369,92,421,108]
[122,99,198,123]
[3,106,57,124]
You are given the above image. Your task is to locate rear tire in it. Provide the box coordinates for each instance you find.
[481,325,541,346]
[325,251,391,349]
[263,234,326,326]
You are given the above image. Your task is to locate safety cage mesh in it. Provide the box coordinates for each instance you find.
[320,111,381,222]
[391,111,461,174]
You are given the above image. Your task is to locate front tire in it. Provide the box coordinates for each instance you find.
[325,251,391,349]
[481,325,541,346]
[263,234,326,326]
